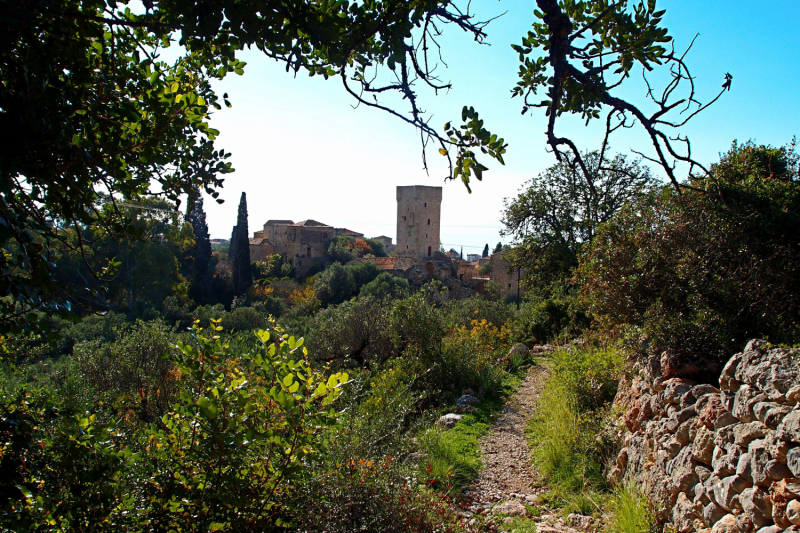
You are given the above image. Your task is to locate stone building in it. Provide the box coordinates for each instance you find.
[371,235,395,253]
[251,219,364,275]
[395,185,442,264]
[248,237,274,262]
[490,250,525,300]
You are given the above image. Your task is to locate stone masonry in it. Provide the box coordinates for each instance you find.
[395,185,442,265]
[612,340,800,533]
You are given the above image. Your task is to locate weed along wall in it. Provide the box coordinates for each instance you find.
[612,340,800,532]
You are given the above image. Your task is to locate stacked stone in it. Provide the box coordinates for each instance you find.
[611,340,800,533]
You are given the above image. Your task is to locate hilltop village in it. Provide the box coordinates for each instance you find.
[241,185,523,299]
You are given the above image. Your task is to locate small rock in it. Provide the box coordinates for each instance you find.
[734,422,770,447]
[765,459,793,480]
[492,500,528,517]
[711,514,741,533]
[438,413,463,428]
[693,425,716,465]
[778,412,800,444]
[787,386,800,406]
[713,475,752,511]
[736,513,754,533]
[765,405,793,429]
[507,344,529,359]
[705,502,728,524]
[456,395,480,408]
[787,499,800,525]
[567,513,593,531]
[789,447,800,477]
[740,486,773,528]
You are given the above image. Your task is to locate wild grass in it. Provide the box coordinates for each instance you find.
[418,367,524,495]
[606,479,655,533]
[526,344,623,517]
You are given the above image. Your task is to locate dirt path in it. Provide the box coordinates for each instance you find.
[461,365,584,532]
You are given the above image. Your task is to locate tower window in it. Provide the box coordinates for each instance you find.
[428,246,432,256]
[424,203,427,207]
[427,219,430,225]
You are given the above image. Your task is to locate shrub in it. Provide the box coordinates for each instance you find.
[73,320,179,422]
[0,321,348,532]
[549,345,624,411]
[314,262,356,306]
[293,458,462,533]
[579,141,800,359]
[220,305,266,332]
[144,321,349,531]
[390,292,445,363]
[511,292,589,345]
[440,296,514,330]
[306,297,397,368]
[359,272,410,300]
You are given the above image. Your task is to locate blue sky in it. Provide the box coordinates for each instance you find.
[202,0,800,253]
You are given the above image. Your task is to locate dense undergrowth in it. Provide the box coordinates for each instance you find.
[0,285,551,532]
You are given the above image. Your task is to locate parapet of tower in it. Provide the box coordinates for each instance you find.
[396,185,442,261]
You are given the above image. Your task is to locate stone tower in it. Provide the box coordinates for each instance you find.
[396,185,442,261]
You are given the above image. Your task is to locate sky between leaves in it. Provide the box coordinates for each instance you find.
[200,0,800,253]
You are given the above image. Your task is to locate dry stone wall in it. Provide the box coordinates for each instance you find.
[612,340,800,533]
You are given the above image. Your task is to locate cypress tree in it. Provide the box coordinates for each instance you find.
[186,193,212,285]
[482,243,489,258]
[230,192,252,295]
[493,242,503,255]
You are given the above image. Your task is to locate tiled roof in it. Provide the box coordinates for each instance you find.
[293,219,331,227]
[249,238,274,246]
[264,220,294,226]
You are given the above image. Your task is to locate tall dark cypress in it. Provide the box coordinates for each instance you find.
[230,192,252,295]
[482,244,489,258]
[186,193,212,285]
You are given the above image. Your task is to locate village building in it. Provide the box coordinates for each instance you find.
[466,253,481,262]
[371,235,395,253]
[248,237,274,261]
[489,250,525,300]
[250,219,365,275]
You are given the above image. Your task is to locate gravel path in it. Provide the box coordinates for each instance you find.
[460,365,584,532]
[468,366,546,502]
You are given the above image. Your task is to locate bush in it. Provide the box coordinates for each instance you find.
[389,292,444,363]
[314,262,355,306]
[73,320,179,422]
[510,292,589,345]
[440,296,513,330]
[0,321,349,531]
[579,141,800,359]
[220,305,267,332]
[359,272,410,300]
[549,345,624,411]
[306,297,397,368]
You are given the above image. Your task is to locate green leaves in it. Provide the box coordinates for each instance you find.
[143,318,346,529]
[439,107,507,192]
